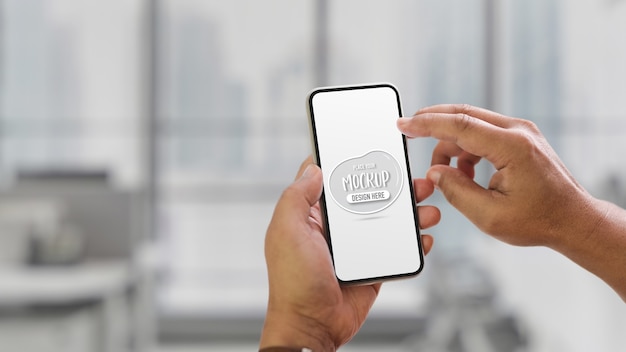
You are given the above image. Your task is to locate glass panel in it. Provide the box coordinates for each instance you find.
[156,0,315,315]
[0,0,144,187]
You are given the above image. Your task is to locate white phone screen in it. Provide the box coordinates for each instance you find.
[308,84,423,283]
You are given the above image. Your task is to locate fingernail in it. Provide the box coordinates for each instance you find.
[428,170,441,187]
[301,165,313,179]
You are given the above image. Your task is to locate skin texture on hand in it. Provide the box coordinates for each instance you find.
[260,157,440,351]
[398,104,626,302]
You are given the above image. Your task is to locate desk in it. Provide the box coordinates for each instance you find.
[0,261,132,352]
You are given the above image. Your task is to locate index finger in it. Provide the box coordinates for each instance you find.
[414,104,518,129]
[397,112,511,170]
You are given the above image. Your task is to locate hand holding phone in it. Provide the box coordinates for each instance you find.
[307,83,423,284]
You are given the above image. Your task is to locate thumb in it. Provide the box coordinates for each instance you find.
[427,164,495,225]
[274,164,323,223]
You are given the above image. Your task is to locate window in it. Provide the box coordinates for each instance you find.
[155,0,315,316]
[0,0,144,187]
[2,1,626,350]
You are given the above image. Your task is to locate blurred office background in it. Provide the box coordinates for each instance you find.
[1,0,626,351]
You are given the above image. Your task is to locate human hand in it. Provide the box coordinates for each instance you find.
[260,157,440,351]
[397,104,598,248]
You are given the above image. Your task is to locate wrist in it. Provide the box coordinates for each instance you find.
[544,191,600,251]
[259,347,313,352]
[259,308,336,352]
[552,197,626,301]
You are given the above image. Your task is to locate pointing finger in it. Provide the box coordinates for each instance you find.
[397,112,510,170]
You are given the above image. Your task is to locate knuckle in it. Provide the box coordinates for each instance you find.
[453,112,474,134]
[516,118,540,134]
[454,103,475,115]
[511,128,538,152]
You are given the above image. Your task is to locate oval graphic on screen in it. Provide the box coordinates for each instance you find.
[328,150,404,214]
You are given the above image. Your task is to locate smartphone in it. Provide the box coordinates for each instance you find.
[307,83,423,284]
